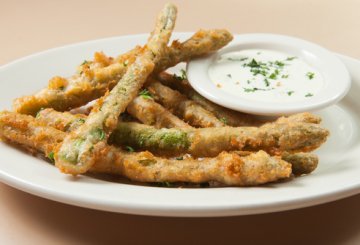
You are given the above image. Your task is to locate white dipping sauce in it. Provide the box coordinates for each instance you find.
[208,49,324,102]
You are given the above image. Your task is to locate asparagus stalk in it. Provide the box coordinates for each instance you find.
[0,111,291,186]
[55,3,177,174]
[13,29,233,116]
[146,79,225,127]
[37,108,328,162]
[127,95,191,128]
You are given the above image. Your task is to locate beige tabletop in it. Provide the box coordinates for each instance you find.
[1,0,360,244]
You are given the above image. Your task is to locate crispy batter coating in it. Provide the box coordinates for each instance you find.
[37,109,329,157]
[37,109,319,175]
[281,152,318,175]
[0,111,291,186]
[114,122,328,156]
[154,29,233,73]
[13,29,233,116]
[55,4,177,175]
[127,96,191,128]
[276,112,322,124]
[146,79,224,127]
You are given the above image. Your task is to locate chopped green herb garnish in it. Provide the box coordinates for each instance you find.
[227,57,248,62]
[243,87,257,93]
[257,51,261,55]
[269,73,277,79]
[306,72,315,80]
[305,93,314,97]
[264,78,270,87]
[243,87,274,93]
[281,74,289,79]
[219,117,228,125]
[126,146,135,152]
[91,128,105,140]
[286,56,297,61]
[274,61,285,67]
[287,91,295,96]
[180,69,187,80]
[172,69,187,80]
[227,74,232,78]
[139,89,153,99]
[247,59,260,68]
[176,156,183,160]
[247,80,251,84]
[250,68,268,76]
[48,152,55,163]
[81,60,88,65]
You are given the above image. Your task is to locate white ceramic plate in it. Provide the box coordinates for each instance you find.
[0,33,359,217]
[187,34,351,115]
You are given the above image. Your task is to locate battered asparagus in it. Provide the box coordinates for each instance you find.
[13,29,233,116]
[146,79,225,127]
[127,96,191,128]
[37,109,329,157]
[281,152,318,175]
[0,111,292,186]
[55,3,177,174]
[115,121,328,156]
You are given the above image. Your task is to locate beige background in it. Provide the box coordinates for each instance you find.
[1,0,359,244]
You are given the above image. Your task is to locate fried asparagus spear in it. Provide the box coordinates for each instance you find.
[281,152,318,175]
[13,29,233,116]
[127,96,191,128]
[114,121,328,156]
[36,108,319,175]
[146,79,225,127]
[37,109,328,157]
[55,3,177,174]
[0,111,292,186]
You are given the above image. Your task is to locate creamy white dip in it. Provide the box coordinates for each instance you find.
[208,49,324,102]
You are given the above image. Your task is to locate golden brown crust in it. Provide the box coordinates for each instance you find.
[0,111,291,186]
[147,79,224,127]
[13,29,233,116]
[127,96,191,128]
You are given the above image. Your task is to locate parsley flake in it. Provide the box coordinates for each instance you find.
[91,128,106,140]
[48,152,55,163]
[287,91,295,96]
[139,89,153,99]
[306,72,315,80]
